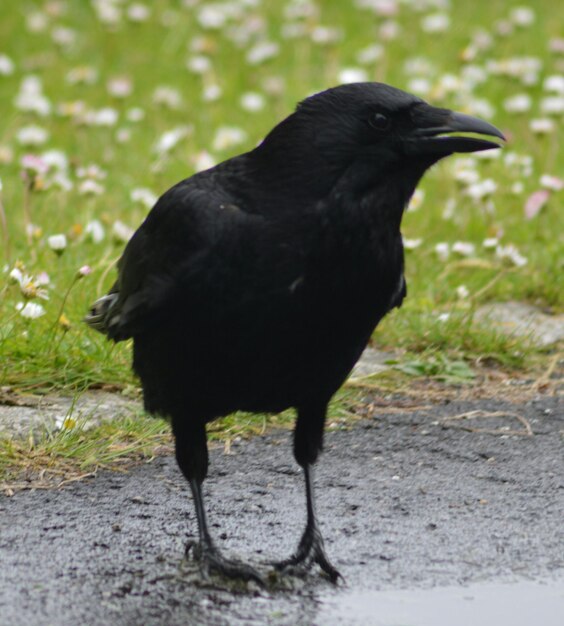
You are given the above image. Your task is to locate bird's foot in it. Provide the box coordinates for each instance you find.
[185,539,265,586]
[272,525,342,583]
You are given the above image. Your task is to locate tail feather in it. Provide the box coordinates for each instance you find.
[84,293,119,335]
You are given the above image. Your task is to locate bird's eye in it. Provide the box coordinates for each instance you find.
[369,112,390,132]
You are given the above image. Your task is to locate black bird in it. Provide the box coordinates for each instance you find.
[85,83,504,584]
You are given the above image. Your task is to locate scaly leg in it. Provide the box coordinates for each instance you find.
[173,419,264,585]
[273,403,342,583]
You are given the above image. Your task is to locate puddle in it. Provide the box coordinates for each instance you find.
[317,578,564,626]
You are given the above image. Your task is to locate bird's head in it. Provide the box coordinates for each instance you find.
[256,82,505,197]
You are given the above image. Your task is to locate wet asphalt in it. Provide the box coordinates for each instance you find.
[0,394,562,625]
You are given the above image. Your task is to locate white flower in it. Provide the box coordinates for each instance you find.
[56,100,87,119]
[310,26,342,45]
[112,220,134,243]
[41,149,68,171]
[466,178,497,200]
[48,233,67,253]
[152,86,182,109]
[78,180,105,195]
[407,189,424,211]
[442,197,456,220]
[26,11,48,32]
[130,187,158,208]
[486,56,542,80]
[511,181,524,195]
[465,98,496,120]
[504,152,533,174]
[540,174,564,191]
[434,242,450,261]
[16,125,49,146]
[461,65,488,88]
[421,12,450,34]
[503,93,531,113]
[84,220,105,243]
[193,151,216,172]
[52,26,76,47]
[482,237,499,249]
[66,66,98,85]
[407,78,431,96]
[9,267,23,284]
[403,57,435,76]
[456,285,469,299]
[379,20,400,40]
[540,96,564,115]
[475,149,501,163]
[213,126,247,151]
[76,164,107,179]
[126,107,145,122]
[437,74,461,95]
[454,168,480,186]
[402,237,423,250]
[338,67,368,84]
[452,241,476,257]
[496,244,527,267]
[115,128,131,143]
[529,118,555,134]
[510,6,535,27]
[437,312,450,323]
[153,126,192,154]
[202,84,222,102]
[262,76,285,96]
[246,41,279,65]
[0,54,15,75]
[280,23,308,40]
[356,44,384,65]
[51,172,73,191]
[127,3,150,22]
[89,107,119,126]
[549,38,564,54]
[543,75,564,94]
[197,5,228,29]
[240,92,265,112]
[186,55,211,74]
[284,1,317,19]
[92,0,121,24]
[36,271,50,286]
[9,268,49,300]
[16,301,46,319]
[20,154,49,175]
[107,76,133,98]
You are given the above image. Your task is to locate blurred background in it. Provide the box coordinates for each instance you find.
[0,0,562,393]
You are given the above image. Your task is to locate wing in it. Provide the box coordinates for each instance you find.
[103,175,257,340]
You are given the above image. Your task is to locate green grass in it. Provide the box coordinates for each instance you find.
[0,0,562,397]
[0,387,361,488]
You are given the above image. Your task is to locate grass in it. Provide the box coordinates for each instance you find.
[0,387,361,490]
[0,1,562,477]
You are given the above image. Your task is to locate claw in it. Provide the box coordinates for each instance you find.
[185,539,266,586]
[272,525,342,583]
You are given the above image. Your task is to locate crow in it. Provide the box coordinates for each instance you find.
[85,82,504,584]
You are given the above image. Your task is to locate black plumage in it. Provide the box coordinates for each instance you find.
[86,82,504,583]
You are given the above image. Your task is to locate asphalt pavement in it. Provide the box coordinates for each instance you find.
[1,393,562,625]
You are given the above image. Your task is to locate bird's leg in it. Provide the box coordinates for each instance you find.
[173,419,264,585]
[185,478,264,585]
[274,464,341,582]
[273,404,342,583]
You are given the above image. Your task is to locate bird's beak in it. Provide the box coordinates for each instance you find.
[407,104,506,155]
